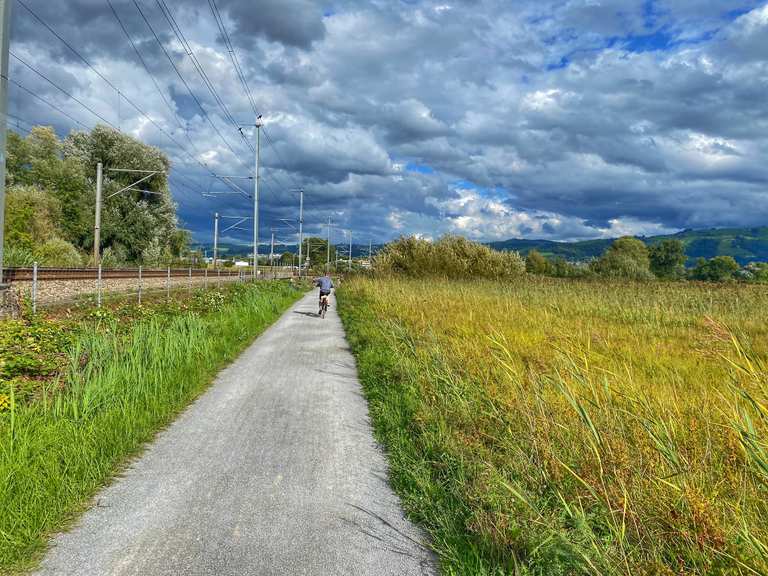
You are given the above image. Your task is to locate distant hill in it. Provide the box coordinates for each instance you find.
[488,227,768,266]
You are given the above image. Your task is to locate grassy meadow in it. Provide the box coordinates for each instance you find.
[338,276,768,575]
[0,282,303,572]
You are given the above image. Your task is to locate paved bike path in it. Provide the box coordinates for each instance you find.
[35,291,435,576]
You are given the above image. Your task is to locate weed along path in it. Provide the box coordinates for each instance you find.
[33,292,435,576]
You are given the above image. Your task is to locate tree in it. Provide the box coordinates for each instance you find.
[4,185,61,251]
[4,123,188,266]
[741,262,768,283]
[301,237,335,271]
[591,236,653,280]
[691,256,739,282]
[374,235,525,280]
[280,252,294,265]
[525,249,553,275]
[649,239,686,279]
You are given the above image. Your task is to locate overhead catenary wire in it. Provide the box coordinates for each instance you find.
[106,0,189,142]
[2,75,91,130]
[206,0,303,197]
[131,0,251,173]
[154,0,255,157]
[15,0,247,197]
[10,52,118,129]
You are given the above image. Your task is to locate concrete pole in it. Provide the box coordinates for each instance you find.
[369,240,372,265]
[298,190,304,277]
[138,265,142,304]
[97,264,103,308]
[270,230,275,279]
[253,117,262,280]
[166,266,170,300]
[0,0,11,284]
[31,261,38,315]
[94,162,103,266]
[326,216,331,273]
[348,230,352,272]
[213,212,219,269]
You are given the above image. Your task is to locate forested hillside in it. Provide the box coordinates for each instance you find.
[490,227,768,265]
[3,124,189,267]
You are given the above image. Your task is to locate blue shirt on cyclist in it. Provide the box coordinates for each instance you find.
[315,275,333,293]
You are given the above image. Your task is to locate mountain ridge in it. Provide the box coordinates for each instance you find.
[488,226,768,265]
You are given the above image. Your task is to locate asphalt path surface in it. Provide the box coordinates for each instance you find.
[35,291,435,575]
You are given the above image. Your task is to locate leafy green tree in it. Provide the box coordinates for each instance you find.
[591,237,653,280]
[280,252,294,265]
[7,127,91,246]
[302,237,335,271]
[525,249,553,275]
[4,124,188,266]
[649,239,686,279]
[4,185,61,251]
[742,262,768,283]
[691,256,739,282]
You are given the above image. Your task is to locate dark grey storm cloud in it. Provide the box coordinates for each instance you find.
[7,0,768,244]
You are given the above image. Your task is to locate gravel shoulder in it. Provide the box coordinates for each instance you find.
[33,291,435,576]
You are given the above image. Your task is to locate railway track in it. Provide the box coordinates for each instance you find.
[2,267,287,282]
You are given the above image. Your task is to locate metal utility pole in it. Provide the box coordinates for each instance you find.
[94,166,164,267]
[348,230,352,272]
[269,230,275,278]
[94,162,103,265]
[213,212,220,269]
[298,190,304,277]
[326,216,331,272]
[0,0,11,284]
[252,115,263,279]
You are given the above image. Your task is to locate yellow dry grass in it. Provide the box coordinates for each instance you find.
[341,275,768,575]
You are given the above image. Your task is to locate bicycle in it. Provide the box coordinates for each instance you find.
[319,293,330,318]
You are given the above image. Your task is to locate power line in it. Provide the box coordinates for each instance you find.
[208,0,257,115]
[106,0,184,137]
[131,0,251,172]
[15,1,249,198]
[10,52,118,129]
[2,74,91,130]
[205,0,303,195]
[155,0,254,155]
[261,125,302,190]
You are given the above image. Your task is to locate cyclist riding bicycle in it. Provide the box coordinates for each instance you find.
[314,274,334,316]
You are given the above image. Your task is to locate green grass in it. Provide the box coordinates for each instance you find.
[338,276,768,575]
[0,282,302,573]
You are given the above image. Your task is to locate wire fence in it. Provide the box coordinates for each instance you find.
[3,264,297,311]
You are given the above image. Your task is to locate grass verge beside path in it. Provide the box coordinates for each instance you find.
[0,282,303,573]
[337,277,768,576]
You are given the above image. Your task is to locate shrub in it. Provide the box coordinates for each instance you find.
[740,262,768,283]
[3,246,35,267]
[551,256,592,278]
[690,256,740,282]
[374,235,525,280]
[3,185,61,252]
[591,236,653,280]
[649,239,686,279]
[525,249,553,275]
[33,238,82,267]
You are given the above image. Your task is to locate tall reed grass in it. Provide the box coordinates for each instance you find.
[0,282,301,571]
[339,276,768,575]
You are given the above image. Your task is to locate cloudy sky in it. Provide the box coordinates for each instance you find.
[7,0,768,246]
